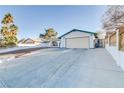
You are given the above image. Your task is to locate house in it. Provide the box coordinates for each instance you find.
[59,29,96,48]
[18,38,26,44]
[33,38,43,44]
[18,38,35,44]
[18,38,40,46]
[23,38,36,44]
[105,26,124,70]
[96,31,106,39]
[18,37,60,47]
[40,38,60,47]
[50,38,60,47]
[95,31,106,48]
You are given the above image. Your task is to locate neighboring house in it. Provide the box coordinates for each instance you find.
[40,41,51,47]
[40,39,60,47]
[95,31,106,48]
[33,38,43,44]
[18,38,40,46]
[96,31,106,39]
[23,38,35,44]
[39,34,60,47]
[18,38,35,44]
[18,38,26,44]
[39,34,45,38]
[18,37,60,47]
[59,29,96,48]
[51,38,60,47]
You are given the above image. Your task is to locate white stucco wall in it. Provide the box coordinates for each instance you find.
[60,37,66,48]
[105,29,124,70]
[60,31,95,48]
[106,45,124,70]
[89,34,95,48]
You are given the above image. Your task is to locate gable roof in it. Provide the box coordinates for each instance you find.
[18,38,26,43]
[24,38,35,44]
[18,38,35,44]
[59,29,96,39]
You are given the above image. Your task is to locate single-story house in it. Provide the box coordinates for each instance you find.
[18,38,35,44]
[105,26,124,70]
[40,38,60,47]
[18,38,26,44]
[59,29,96,48]
[18,38,40,46]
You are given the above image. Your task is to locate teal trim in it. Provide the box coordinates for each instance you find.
[59,29,96,39]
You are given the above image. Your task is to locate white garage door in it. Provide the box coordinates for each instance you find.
[66,37,89,48]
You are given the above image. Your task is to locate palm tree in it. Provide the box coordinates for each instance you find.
[0,13,18,47]
[1,13,13,25]
[10,24,18,36]
[1,27,8,37]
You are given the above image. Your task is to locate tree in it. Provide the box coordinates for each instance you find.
[0,13,18,47]
[40,28,58,41]
[102,6,124,31]
[39,34,45,38]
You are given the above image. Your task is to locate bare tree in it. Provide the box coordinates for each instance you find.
[102,6,124,31]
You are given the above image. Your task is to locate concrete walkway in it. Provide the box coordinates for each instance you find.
[0,48,124,88]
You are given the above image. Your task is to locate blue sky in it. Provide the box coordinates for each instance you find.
[0,5,107,39]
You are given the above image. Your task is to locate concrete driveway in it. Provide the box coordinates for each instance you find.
[0,48,124,88]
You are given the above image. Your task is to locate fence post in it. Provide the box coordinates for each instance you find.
[116,29,119,50]
[108,35,110,46]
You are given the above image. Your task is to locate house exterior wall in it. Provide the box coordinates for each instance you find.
[60,37,66,48]
[60,31,95,48]
[109,32,116,46]
[90,34,95,48]
[105,29,124,70]
[106,45,124,70]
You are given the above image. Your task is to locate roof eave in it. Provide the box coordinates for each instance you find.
[59,29,96,39]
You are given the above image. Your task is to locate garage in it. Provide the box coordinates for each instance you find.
[65,37,90,48]
[60,29,95,49]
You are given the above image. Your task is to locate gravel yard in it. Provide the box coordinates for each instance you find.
[0,48,124,88]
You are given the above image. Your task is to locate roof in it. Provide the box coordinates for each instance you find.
[18,38,35,44]
[59,29,96,39]
[24,38,35,43]
[18,38,26,43]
